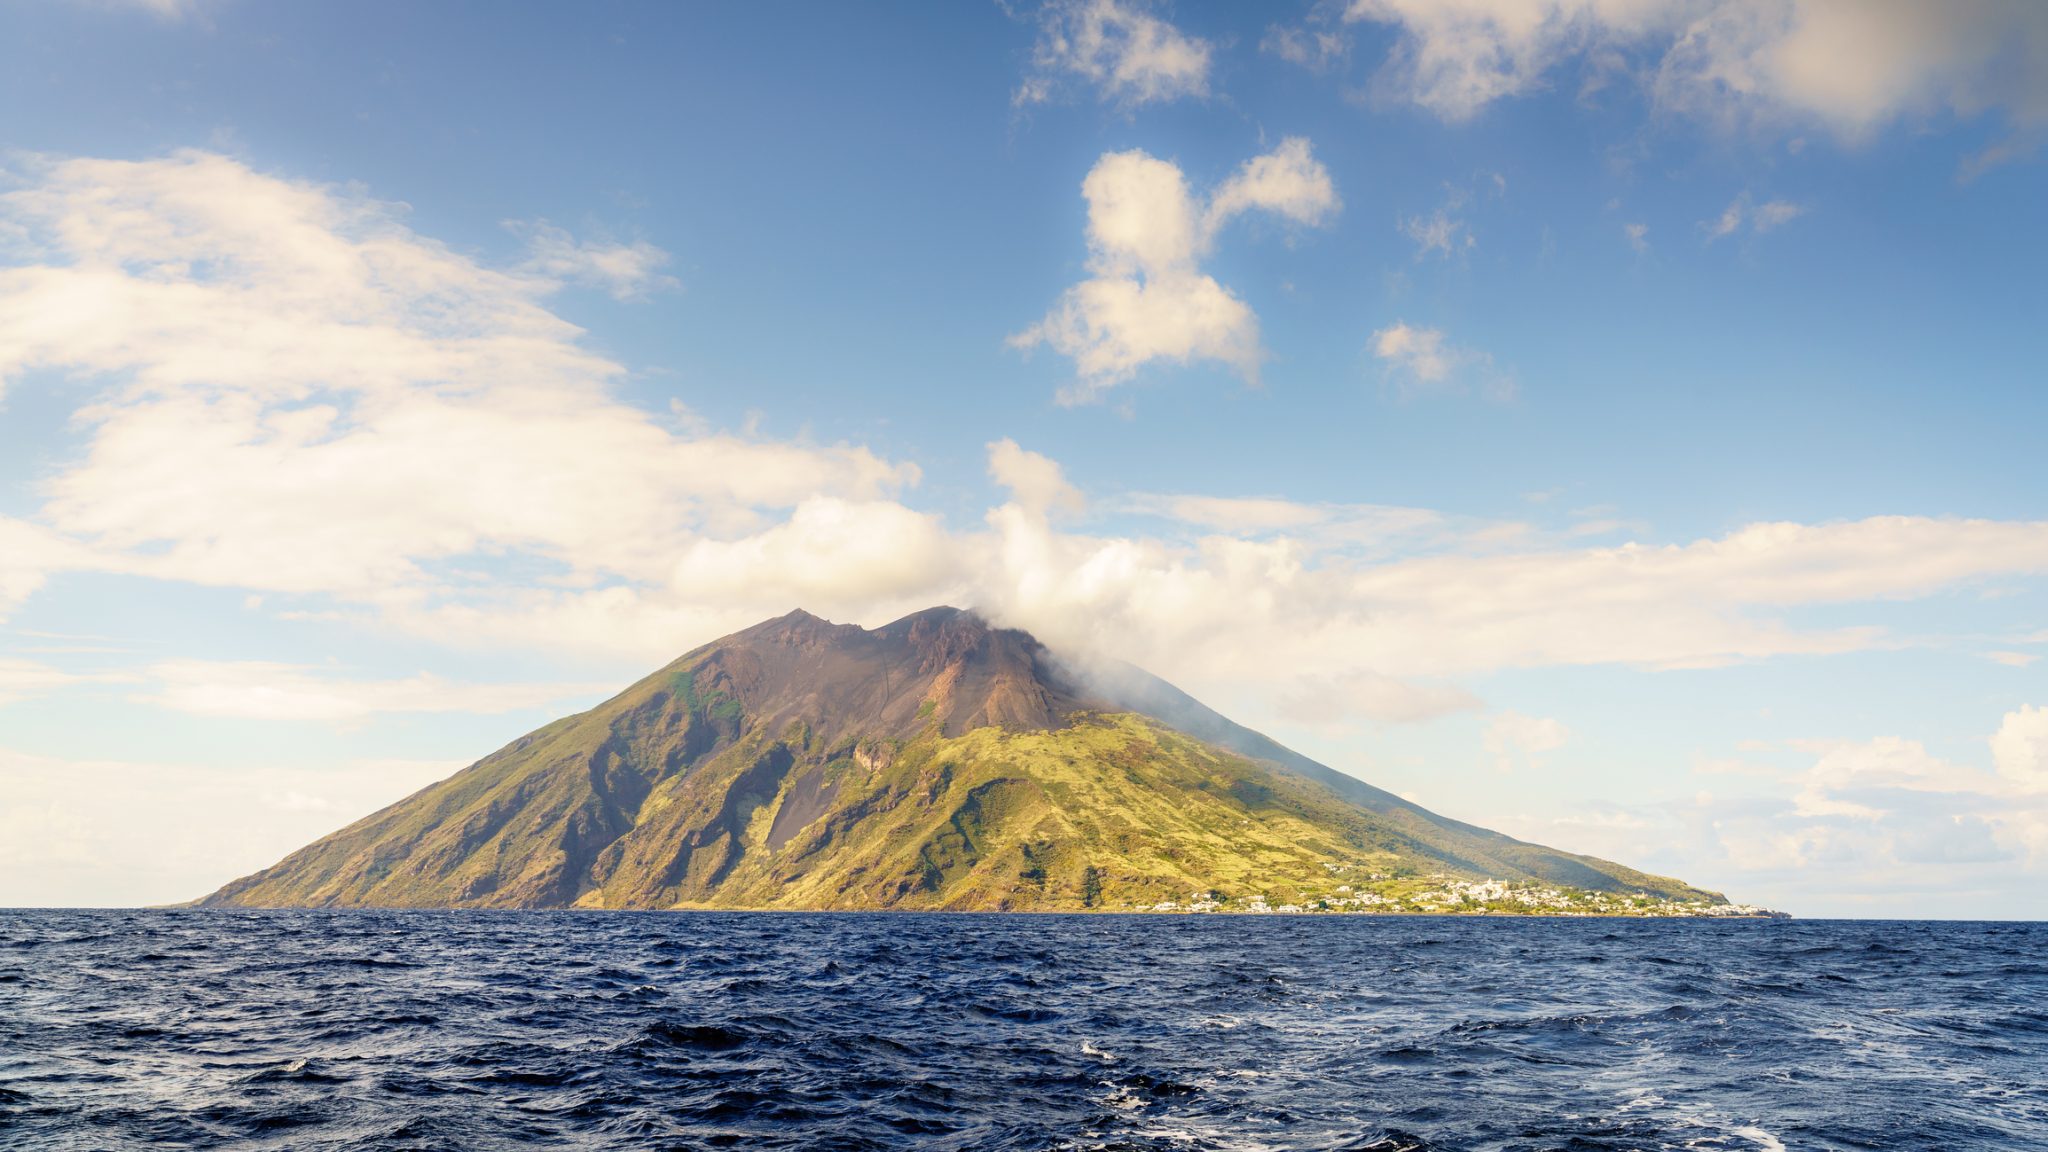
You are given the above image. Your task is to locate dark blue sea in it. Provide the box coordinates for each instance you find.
[2,912,2043,1150]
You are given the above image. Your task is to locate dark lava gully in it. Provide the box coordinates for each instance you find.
[2,911,2043,1150]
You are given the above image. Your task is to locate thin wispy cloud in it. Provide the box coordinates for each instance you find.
[1401,208,1472,260]
[1485,711,1571,772]
[0,657,135,705]
[1752,199,1806,231]
[1279,670,1482,726]
[1705,193,1808,240]
[1369,322,1511,401]
[1262,24,1348,72]
[1525,706,2048,905]
[1015,0,1213,108]
[0,746,467,907]
[509,220,677,301]
[139,661,611,722]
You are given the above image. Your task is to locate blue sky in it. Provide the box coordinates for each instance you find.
[2,0,2045,915]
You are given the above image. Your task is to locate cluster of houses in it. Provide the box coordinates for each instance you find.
[1136,873,1780,917]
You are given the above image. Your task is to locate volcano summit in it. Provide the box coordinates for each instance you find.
[204,608,1745,913]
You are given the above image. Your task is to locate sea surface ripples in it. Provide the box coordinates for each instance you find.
[2,912,2043,1150]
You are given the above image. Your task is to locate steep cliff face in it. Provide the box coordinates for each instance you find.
[202,607,1722,910]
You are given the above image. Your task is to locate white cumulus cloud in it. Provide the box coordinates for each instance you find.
[1013,139,1339,403]
[1202,138,1342,237]
[0,151,919,654]
[1992,704,2048,791]
[1790,735,1983,820]
[11,151,2048,752]
[1345,0,2048,166]
[988,438,1086,517]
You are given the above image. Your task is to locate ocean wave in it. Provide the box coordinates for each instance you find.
[2,911,2042,1150]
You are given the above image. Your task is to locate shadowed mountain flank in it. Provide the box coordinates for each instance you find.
[203,607,1724,911]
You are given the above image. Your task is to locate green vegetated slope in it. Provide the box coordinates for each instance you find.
[203,608,1723,911]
